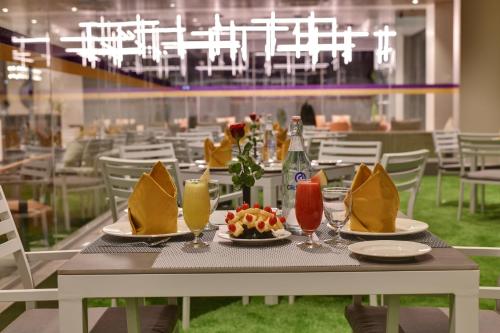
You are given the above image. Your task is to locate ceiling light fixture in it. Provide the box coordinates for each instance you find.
[1,8,8,13]
[71,7,78,12]
[170,3,175,8]
[412,0,419,4]
[31,19,37,24]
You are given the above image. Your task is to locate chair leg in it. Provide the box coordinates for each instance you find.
[61,183,71,232]
[457,180,465,221]
[436,170,442,206]
[41,210,49,247]
[182,296,190,330]
[480,184,485,213]
[369,294,378,306]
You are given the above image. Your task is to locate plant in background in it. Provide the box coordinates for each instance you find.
[228,122,264,190]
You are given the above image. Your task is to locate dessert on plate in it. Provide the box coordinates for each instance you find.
[225,203,286,239]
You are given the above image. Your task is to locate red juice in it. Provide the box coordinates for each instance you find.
[295,180,323,234]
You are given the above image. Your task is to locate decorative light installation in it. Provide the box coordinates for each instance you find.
[60,12,397,77]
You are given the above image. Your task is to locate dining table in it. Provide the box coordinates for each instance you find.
[179,162,355,207]
[58,211,479,333]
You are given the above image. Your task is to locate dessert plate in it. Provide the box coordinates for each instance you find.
[348,240,431,259]
[217,229,292,245]
[338,218,428,237]
[103,220,191,239]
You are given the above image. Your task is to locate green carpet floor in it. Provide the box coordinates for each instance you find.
[176,175,500,332]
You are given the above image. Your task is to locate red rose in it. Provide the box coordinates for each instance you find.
[229,123,246,141]
[249,112,258,122]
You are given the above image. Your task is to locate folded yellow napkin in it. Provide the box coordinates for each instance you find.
[204,138,233,167]
[274,122,290,161]
[346,163,400,232]
[128,162,178,235]
[277,138,290,161]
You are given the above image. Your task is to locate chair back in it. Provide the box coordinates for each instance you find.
[0,186,35,297]
[381,149,429,218]
[191,126,221,138]
[318,140,382,167]
[458,133,500,174]
[120,142,176,160]
[157,137,192,163]
[19,155,53,181]
[432,130,459,168]
[177,131,213,143]
[81,139,114,168]
[100,157,183,221]
[305,135,345,160]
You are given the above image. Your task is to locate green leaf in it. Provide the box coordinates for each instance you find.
[232,175,241,186]
[228,162,242,174]
[243,142,252,155]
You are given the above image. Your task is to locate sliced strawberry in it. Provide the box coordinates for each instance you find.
[264,206,272,213]
[253,203,260,209]
[228,224,236,233]
[245,214,253,222]
[242,203,249,210]
[226,212,235,220]
[236,207,241,213]
[279,216,286,223]
[269,216,277,226]
[257,221,265,230]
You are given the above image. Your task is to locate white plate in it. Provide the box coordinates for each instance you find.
[338,218,428,237]
[197,164,229,171]
[179,163,193,169]
[102,220,192,239]
[217,229,292,245]
[348,240,431,259]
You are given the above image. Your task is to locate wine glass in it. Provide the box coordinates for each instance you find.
[204,180,220,231]
[295,180,324,249]
[322,187,351,245]
[183,179,210,248]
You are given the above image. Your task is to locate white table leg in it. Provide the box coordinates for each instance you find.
[265,295,279,305]
[385,295,399,333]
[182,296,190,330]
[470,184,477,214]
[59,298,87,333]
[242,296,249,305]
[450,294,478,333]
[125,298,141,333]
[262,182,276,208]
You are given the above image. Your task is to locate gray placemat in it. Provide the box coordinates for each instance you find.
[152,225,360,271]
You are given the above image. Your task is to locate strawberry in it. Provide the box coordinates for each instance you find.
[236,207,241,213]
[253,203,260,209]
[279,216,286,223]
[226,212,235,220]
[242,203,249,210]
[228,224,236,233]
[245,214,253,222]
[257,221,265,230]
[269,216,277,226]
[264,206,272,213]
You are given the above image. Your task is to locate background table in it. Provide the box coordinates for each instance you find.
[180,163,355,207]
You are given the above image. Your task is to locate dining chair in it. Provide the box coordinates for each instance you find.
[381,149,429,219]
[432,130,461,206]
[318,140,382,168]
[344,245,500,333]
[120,142,176,160]
[156,137,192,163]
[177,131,213,143]
[457,133,500,221]
[0,186,179,333]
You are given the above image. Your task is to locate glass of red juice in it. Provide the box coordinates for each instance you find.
[295,180,324,249]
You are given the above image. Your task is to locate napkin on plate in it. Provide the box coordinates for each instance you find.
[204,138,233,167]
[128,162,178,235]
[346,163,400,233]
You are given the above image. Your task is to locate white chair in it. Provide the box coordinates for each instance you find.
[0,186,178,333]
[345,246,500,333]
[381,149,429,219]
[191,125,222,138]
[157,137,192,163]
[120,142,176,160]
[457,133,500,221]
[432,130,460,206]
[177,131,213,143]
[318,140,382,168]
[99,157,183,222]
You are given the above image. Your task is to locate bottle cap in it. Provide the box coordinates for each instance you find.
[292,116,301,122]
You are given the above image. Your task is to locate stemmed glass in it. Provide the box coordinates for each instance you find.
[204,180,220,231]
[183,179,210,248]
[322,187,351,245]
[295,180,324,249]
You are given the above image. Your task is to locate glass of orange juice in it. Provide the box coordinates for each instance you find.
[183,179,211,248]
